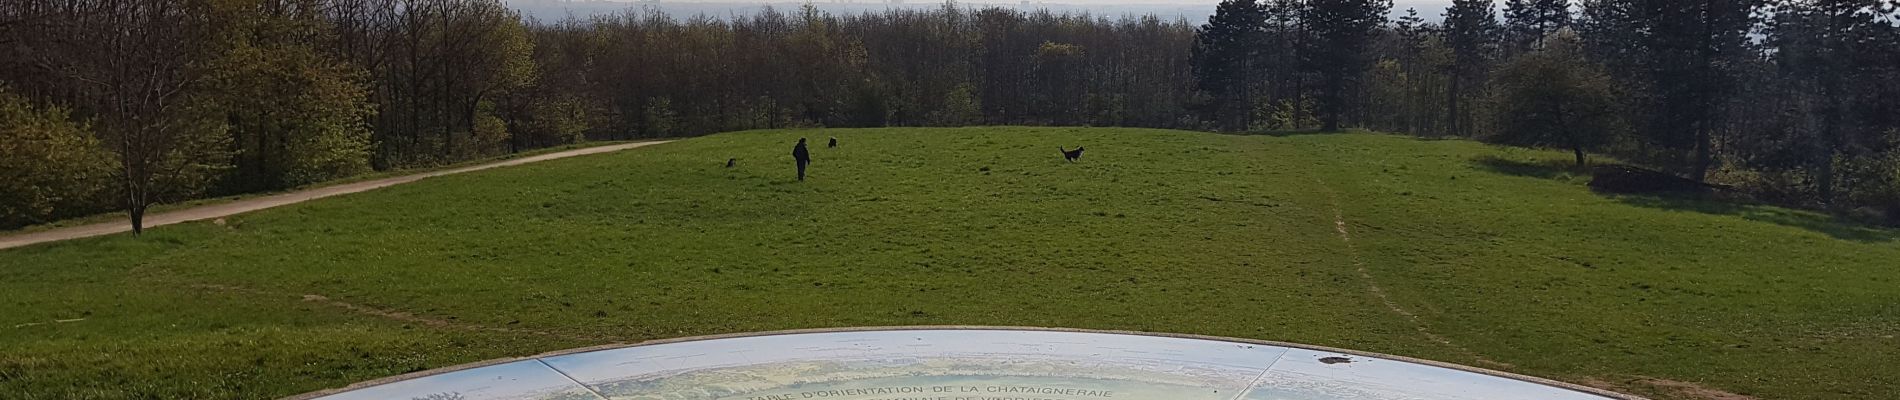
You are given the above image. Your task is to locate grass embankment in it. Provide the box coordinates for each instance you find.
[7,140,647,234]
[2,127,1895,399]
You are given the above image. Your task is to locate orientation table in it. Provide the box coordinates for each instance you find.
[293,327,1637,400]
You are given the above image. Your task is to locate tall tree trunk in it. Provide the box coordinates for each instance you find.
[1239,57,1254,131]
[1690,0,1719,182]
[1447,75,1461,137]
[260,118,274,189]
[1321,75,1343,132]
[123,157,148,236]
[124,176,144,236]
[1321,89,1341,131]
[1557,101,1584,166]
[1693,122,1713,182]
[129,202,146,235]
[1817,106,1837,206]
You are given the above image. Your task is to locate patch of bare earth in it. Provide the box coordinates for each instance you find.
[189,283,607,342]
[1579,376,1757,400]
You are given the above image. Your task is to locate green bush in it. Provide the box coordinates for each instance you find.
[0,89,116,228]
[1841,132,1900,225]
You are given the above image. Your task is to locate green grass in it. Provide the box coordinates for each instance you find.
[2,127,1896,399]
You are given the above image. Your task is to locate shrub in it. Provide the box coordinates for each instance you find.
[0,89,116,228]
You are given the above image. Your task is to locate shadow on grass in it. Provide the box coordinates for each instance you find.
[1213,129,1470,143]
[1213,128,1342,137]
[1468,155,1897,242]
[1472,156,1592,181]
[1613,193,1899,243]
[1217,128,1436,137]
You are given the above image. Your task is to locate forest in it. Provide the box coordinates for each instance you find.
[1,0,1897,230]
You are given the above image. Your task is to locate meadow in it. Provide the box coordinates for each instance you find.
[2,127,1895,399]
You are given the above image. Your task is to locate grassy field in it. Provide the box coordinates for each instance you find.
[2,127,1896,399]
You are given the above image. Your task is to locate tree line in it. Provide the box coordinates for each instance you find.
[1,0,1198,231]
[2,0,1896,231]
[1193,0,1900,221]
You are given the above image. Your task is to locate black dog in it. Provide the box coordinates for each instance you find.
[1060,146,1085,162]
[726,158,736,168]
[828,137,838,148]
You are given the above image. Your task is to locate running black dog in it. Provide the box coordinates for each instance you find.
[828,137,838,148]
[1060,146,1085,162]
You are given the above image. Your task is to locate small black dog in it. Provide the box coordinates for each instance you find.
[725,158,736,168]
[828,137,838,148]
[1060,146,1085,162]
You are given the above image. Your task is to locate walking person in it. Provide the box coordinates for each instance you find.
[792,138,812,181]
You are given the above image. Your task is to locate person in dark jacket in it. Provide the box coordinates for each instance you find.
[792,138,811,181]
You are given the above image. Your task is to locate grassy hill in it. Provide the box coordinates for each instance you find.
[2,127,1895,399]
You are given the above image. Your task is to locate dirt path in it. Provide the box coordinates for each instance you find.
[1312,177,1509,369]
[0,141,671,250]
[183,282,611,343]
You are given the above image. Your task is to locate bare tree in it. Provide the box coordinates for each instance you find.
[6,0,230,234]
